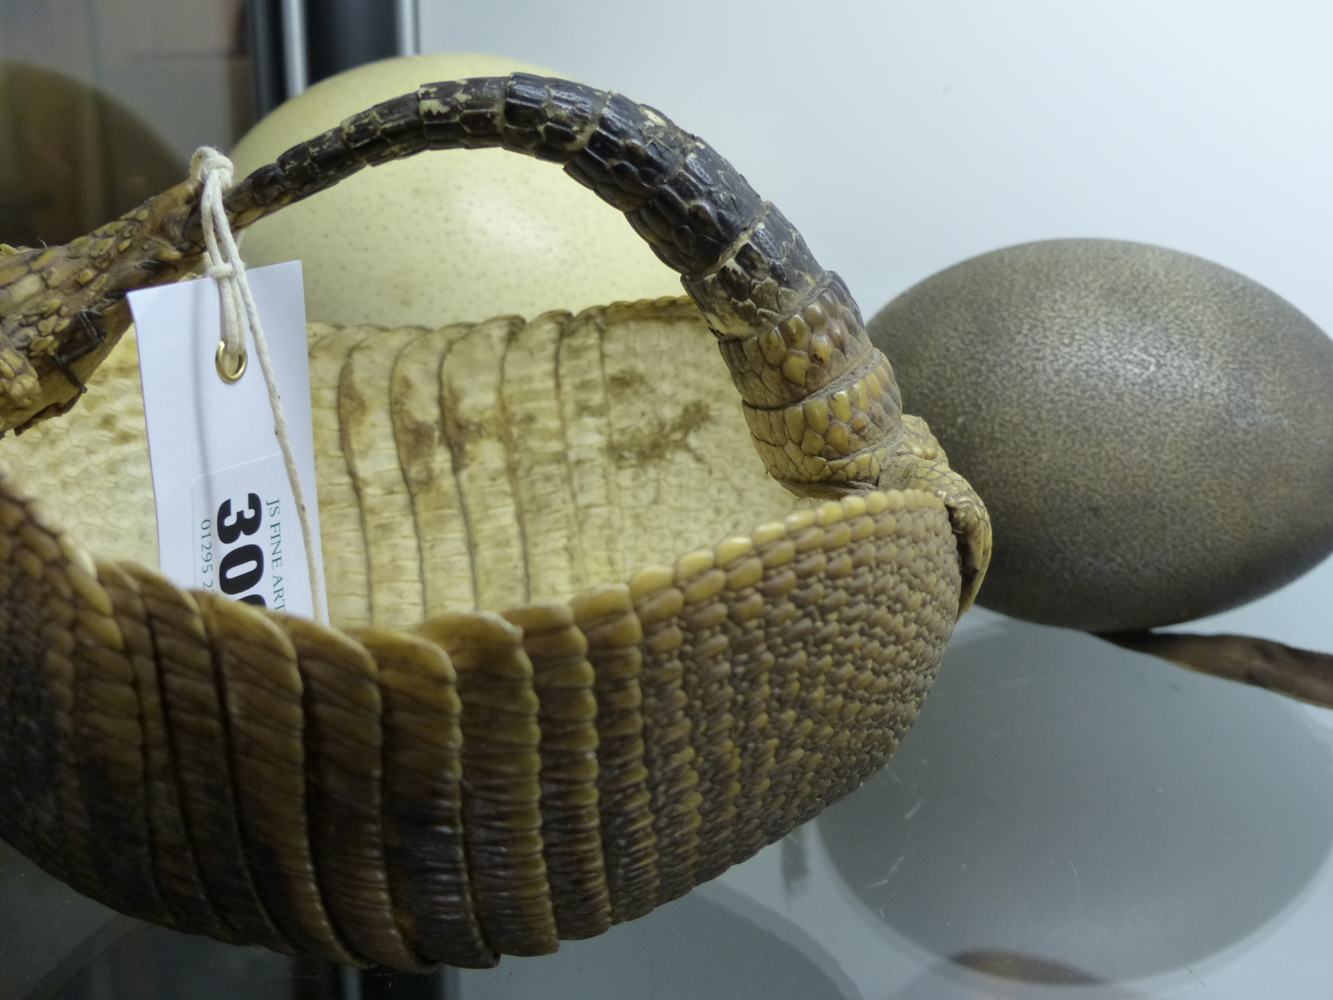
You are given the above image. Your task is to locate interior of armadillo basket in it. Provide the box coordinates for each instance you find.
[4,296,801,630]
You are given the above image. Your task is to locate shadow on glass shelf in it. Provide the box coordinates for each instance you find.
[820,620,1333,986]
[0,843,444,999]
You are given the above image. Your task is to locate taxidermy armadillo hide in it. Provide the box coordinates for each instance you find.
[0,74,989,970]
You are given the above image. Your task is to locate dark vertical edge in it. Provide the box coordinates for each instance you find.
[303,0,398,86]
[244,0,289,118]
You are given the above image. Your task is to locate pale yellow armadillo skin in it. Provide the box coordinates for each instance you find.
[500,313,582,605]
[342,324,433,627]
[0,302,975,974]
[3,300,801,630]
[442,316,531,614]
[3,329,158,566]
[390,322,480,614]
[320,325,380,628]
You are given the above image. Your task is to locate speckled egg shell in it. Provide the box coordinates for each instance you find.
[869,239,1333,632]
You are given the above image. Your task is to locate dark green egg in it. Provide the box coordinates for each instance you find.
[869,239,1333,632]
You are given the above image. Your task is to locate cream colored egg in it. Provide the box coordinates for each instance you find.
[228,53,681,329]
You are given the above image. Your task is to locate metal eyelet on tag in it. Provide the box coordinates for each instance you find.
[215,341,247,383]
[131,260,325,621]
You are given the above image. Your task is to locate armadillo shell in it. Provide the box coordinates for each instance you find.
[0,299,962,969]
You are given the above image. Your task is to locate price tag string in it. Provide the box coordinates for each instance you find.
[191,147,326,624]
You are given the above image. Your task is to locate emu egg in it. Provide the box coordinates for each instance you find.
[869,239,1333,632]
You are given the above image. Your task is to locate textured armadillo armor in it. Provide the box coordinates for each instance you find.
[0,74,989,969]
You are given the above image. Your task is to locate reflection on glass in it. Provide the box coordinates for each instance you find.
[0,0,256,248]
[820,622,1333,982]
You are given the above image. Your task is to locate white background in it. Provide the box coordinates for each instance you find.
[417,0,1333,337]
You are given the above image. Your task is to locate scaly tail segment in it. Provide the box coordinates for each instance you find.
[229,75,992,589]
[233,74,988,596]
[224,74,910,498]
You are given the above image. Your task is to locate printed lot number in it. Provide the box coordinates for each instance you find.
[213,492,267,607]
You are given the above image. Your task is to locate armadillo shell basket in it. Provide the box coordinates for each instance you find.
[0,74,987,971]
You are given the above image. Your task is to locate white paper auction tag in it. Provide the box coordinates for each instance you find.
[129,261,327,619]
